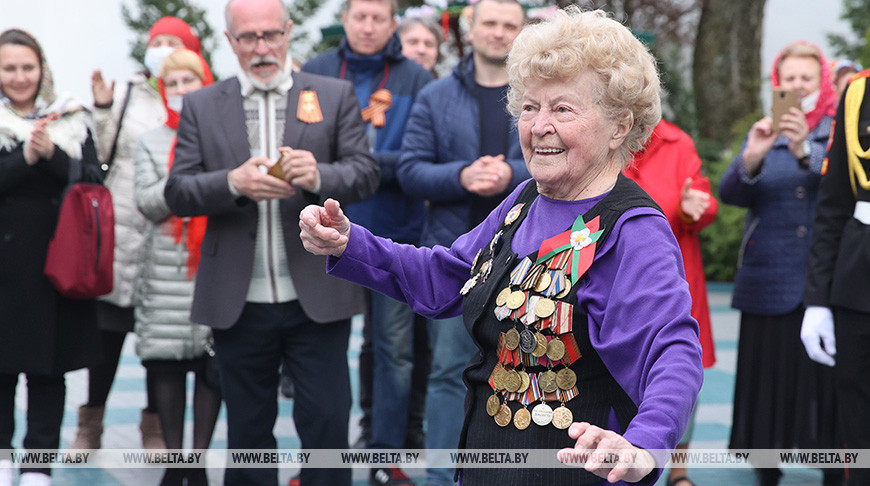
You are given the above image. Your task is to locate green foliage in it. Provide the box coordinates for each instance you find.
[288,0,343,61]
[827,0,870,60]
[696,113,758,282]
[122,0,217,69]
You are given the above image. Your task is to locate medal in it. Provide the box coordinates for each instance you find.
[539,370,558,394]
[556,286,571,299]
[513,407,531,430]
[494,403,512,427]
[552,404,573,430]
[495,287,512,307]
[556,367,577,390]
[503,369,521,393]
[504,203,524,226]
[517,370,530,394]
[297,90,324,124]
[488,230,504,255]
[459,274,478,295]
[534,298,556,319]
[504,327,520,350]
[532,332,548,358]
[519,328,537,353]
[520,263,545,291]
[547,337,566,361]
[470,249,481,275]
[491,365,507,391]
[534,271,552,293]
[478,259,494,283]
[506,290,526,310]
[509,257,533,287]
[531,402,553,426]
[486,393,501,416]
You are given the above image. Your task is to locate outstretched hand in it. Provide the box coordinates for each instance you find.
[557,422,656,483]
[680,177,711,222]
[299,198,351,258]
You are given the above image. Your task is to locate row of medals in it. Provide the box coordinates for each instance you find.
[487,261,578,431]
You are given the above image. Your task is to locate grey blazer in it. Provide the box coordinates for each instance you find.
[164,72,379,329]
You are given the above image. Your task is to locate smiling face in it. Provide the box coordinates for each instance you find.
[400,22,439,71]
[777,55,821,99]
[518,72,630,201]
[0,44,41,113]
[225,0,292,86]
[342,0,397,56]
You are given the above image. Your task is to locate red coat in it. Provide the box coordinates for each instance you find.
[623,120,717,368]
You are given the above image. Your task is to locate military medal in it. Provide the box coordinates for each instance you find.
[552,404,573,430]
[517,370,530,394]
[513,407,531,430]
[486,393,501,416]
[539,370,558,394]
[547,337,566,361]
[504,327,520,350]
[360,88,392,128]
[459,274,478,295]
[470,249,482,275]
[503,369,521,393]
[534,298,556,319]
[504,203,523,226]
[531,402,553,426]
[494,403,512,427]
[532,332,548,358]
[297,90,324,124]
[506,291,526,310]
[495,287,512,307]
[534,271,551,293]
[519,328,537,353]
[556,367,577,390]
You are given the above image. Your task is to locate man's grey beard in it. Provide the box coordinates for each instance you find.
[248,56,290,90]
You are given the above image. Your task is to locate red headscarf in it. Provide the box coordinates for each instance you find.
[770,41,837,131]
[158,50,213,279]
[149,16,202,55]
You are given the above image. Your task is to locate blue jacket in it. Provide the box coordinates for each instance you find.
[719,116,833,315]
[397,55,529,248]
[303,34,432,243]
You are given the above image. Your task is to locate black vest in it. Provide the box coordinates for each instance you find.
[457,174,661,485]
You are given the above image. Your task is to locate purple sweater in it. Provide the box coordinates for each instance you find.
[328,181,703,480]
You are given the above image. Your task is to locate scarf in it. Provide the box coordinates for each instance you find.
[159,50,214,279]
[770,41,837,132]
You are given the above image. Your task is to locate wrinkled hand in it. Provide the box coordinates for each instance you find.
[23,116,57,165]
[780,107,811,159]
[91,69,115,107]
[299,198,350,258]
[741,117,778,174]
[278,147,320,192]
[460,155,512,197]
[801,306,836,367]
[557,422,655,483]
[680,177,711,222]
[228,155,295,201]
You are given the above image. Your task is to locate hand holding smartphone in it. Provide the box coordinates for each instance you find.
[771,88,799,132]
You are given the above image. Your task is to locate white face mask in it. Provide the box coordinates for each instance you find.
[166,95,183,113]
[144,45,176,76]
[801,90,819,113]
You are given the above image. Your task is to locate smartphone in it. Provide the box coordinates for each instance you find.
[771,88,799,131]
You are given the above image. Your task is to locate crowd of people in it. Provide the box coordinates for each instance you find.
[1,1,868,486]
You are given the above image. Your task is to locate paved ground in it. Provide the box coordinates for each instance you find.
[9,283,830,485]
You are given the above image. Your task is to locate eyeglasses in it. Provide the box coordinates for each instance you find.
[230,30,286,50]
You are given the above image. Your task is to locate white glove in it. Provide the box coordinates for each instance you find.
[800,306,836,367]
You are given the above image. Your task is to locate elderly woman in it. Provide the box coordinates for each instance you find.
[301,8,702,485]
[721,41,842,486]
[0,28,102,486]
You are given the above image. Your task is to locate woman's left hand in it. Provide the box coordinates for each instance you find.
[780,107,810,159]
[679,177,711,222]
[557,422,656,483]
[23,116,57,165]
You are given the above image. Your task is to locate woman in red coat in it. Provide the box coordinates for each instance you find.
[624,119,717,486]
